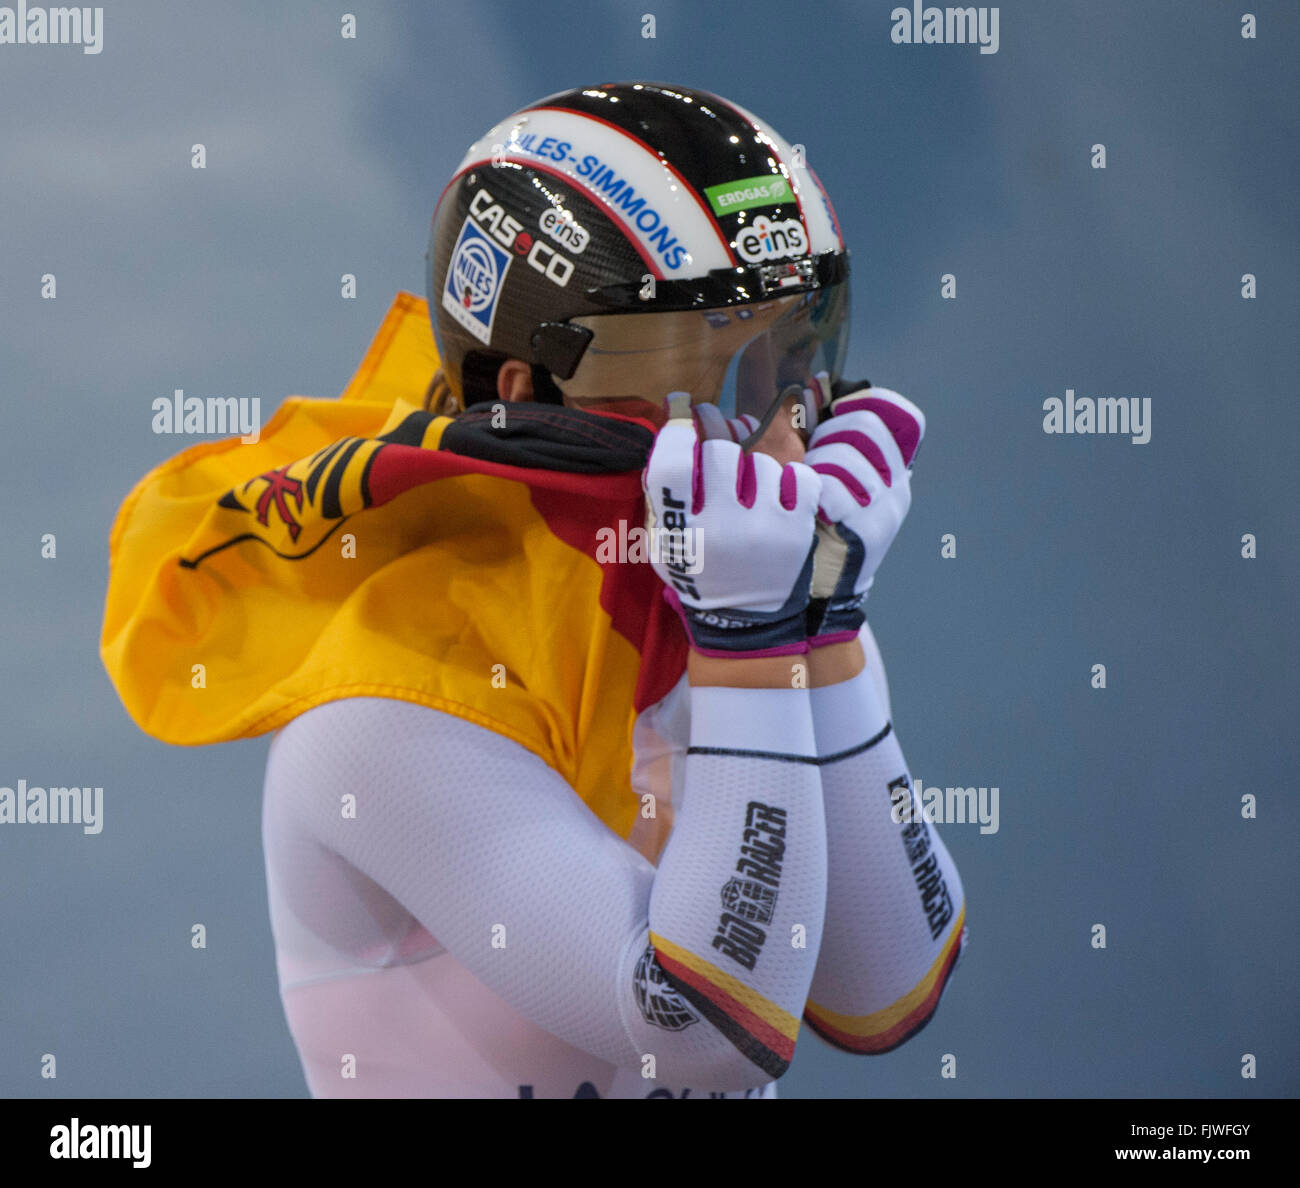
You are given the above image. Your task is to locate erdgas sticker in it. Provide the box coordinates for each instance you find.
[704,174,790,216]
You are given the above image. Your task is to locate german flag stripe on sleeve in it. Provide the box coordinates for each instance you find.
[803,904,966,1055]
[648,932,800,1080]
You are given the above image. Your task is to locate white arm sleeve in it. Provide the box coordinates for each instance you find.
[803,643,967,1054]
[262,689,826,1090]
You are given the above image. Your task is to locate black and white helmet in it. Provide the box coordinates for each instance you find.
[427,81,850,437]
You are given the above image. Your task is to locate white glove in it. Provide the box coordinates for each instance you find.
[643,412,822,657]
[801,377,926,645]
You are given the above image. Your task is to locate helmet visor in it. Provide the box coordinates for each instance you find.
[562,281,849,447]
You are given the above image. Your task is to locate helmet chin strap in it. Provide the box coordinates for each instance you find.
[736,383,810,452]
[733,370,841,452]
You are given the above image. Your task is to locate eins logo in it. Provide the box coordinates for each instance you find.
[733,215,807,264]
[539,206,589,254]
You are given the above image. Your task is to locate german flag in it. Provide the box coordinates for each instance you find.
[100,293,687,841]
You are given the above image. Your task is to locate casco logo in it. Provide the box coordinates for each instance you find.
[471,188,524,248]
[539,206,589,254]
[734,215,807,264]
[470,188,574,287]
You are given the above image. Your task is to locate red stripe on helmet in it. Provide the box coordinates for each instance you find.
[531,105,739,267]
[807,164,844,248]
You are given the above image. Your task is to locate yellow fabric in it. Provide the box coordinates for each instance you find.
[100,292,648,838]
[337,291,441,408]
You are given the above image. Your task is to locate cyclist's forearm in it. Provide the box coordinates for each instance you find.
[803,654,967,1054]
[648,681,827,1081]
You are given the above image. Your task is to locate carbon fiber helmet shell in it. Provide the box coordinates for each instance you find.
[427,81,848,408]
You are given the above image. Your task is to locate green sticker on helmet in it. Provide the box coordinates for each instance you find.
[704,175,790,216]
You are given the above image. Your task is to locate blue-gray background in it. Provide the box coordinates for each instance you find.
[2,0,1296,1098]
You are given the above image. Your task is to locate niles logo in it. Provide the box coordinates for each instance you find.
[442,217,510,345]
[734,215,807,264]
[452,233,500,313]
[539,205,589,254]
[471,188,573,287]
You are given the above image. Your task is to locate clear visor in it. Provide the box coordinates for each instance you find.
[562,282,849,446]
